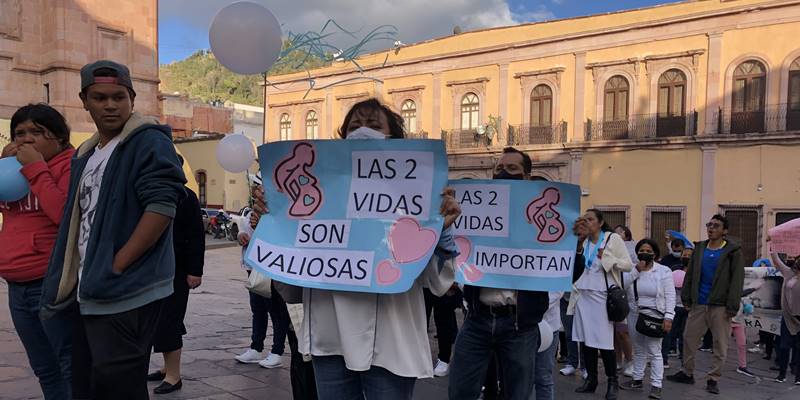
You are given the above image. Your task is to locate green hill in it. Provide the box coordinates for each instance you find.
[160,44,329,107]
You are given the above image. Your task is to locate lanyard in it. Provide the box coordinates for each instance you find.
[584,231,607,269]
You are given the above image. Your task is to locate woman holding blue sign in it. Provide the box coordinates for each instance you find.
[250,98,461,400]
[569,209,633,400]
[0,104,74,400]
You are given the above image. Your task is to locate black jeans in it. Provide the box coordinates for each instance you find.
[77,300,163,400]
[662,306,688,360]
[287,327,318,400]
[777,318,800,377]
[248,286,290,355]
[760,331,776,358]
[424,288,461,363]
[581,343,617,382]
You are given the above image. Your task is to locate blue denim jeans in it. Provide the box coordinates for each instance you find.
[312,355,416,400]
[533,332,559,400]
[449,310,540,400]
[8,280,72,400]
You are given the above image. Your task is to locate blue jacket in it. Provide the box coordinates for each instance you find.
[41,113,186,317]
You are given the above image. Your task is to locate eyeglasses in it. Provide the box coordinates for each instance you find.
[706,222,723,229]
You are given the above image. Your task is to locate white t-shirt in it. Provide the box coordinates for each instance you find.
[77,137,121,291]
[633,269,660,318]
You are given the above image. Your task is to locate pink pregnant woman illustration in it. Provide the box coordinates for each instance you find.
[525,187,565,243]
[273,142,323,218]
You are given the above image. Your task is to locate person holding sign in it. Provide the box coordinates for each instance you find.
[447,147,550,400]
[667,215,744,395]
[249,98,461,400]
[768,235,800,384]
[569,209,634,400]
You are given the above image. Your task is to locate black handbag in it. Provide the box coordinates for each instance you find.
[604,269,630,322]
[633,279,666,338]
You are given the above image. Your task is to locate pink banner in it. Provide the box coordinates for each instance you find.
[769,218,800,255]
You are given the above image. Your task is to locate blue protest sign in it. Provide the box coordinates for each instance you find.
[449,180,580,291]
[244,139,448,293]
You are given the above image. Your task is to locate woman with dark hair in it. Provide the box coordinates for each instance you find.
[0,104,74,400]
[252,98,461,400]
[569,209,633,400]
[619,239,675,399]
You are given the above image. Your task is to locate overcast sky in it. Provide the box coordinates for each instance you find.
[159,0,679,64]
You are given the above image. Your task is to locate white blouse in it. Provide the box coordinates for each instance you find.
[297,252,456,378]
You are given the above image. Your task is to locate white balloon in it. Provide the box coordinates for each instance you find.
[217,134,256,173]
[538,321,554,353]
[209,2,282,75]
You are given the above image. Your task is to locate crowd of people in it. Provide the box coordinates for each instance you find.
[0,59,798,400]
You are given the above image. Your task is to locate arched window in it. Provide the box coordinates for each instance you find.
[401,100,417,133]
[530,85,553,127]
[305,111,318,139]
[196,171,207,207]
[603,76,630,138]
[279,113,291,141]
[731,60,766,133]
[789,58,800,130]
[657,69,687,137]
[461,93,480,130]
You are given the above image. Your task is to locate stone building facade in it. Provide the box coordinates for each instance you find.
[264,0,800,265]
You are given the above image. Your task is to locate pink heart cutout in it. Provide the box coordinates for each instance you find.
[376,259,401,286]
[388,217,437,264]
[462,264,484,283]
[454,236,472,267]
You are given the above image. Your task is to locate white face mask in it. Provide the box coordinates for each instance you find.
[346,127,386,140]
[671,251,682,258]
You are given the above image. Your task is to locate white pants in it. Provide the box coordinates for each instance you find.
[630,313,665,388]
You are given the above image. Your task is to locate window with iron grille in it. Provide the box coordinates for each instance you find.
[776,211,800,227]
[196,171,207,207]
[593,206,629,232]
[645,206,686,247]
[721,206,762,267]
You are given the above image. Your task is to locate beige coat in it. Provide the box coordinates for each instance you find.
[567,232,634,315]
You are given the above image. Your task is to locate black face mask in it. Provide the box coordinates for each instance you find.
[493,170,524,180]
[638,253,655,263]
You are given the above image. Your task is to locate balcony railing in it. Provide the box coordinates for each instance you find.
[406,131,429,139]
[716,104,800,135]
[442,129,492,150]
[586,112,698,141]
[508,122,567,146]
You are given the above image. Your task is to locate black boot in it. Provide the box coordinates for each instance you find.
[576,378,598,393]
[606,376,619,400]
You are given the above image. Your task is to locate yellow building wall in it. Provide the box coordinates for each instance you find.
[175,139,248,210]
[383,74,435,135]
[715,145,800,209]
[441,65,500,131]
[507,55,574,126]
[580,149,704,241]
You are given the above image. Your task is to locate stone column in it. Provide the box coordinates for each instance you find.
[573,52,587,142]
[498,63,509,145]
[569,150,583,186]
[325,88,333,139]
[432,72,442,138]
[704,32,724,135]
[699,144,718,234]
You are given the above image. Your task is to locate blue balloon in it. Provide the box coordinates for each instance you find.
[0,157,30,201]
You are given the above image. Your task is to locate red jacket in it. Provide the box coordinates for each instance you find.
[0,148,74,282]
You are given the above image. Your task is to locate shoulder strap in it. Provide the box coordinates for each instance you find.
[634,279,639,302]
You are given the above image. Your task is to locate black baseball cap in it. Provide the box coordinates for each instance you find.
[80,60,135,95]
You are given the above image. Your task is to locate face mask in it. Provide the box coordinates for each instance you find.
[347,127,386,140]
[493,169,524,180]
[638,253,655,263]
[671,251,682,258]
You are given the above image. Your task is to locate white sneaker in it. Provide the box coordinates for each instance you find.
[235,349,264,364]
[259,353,283,369]
[434,359,450,377]
[559,365,577,376]
[623,363,635,377]
[581,368,588,380]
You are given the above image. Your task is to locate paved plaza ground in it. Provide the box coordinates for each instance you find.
[1,244,799,400]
